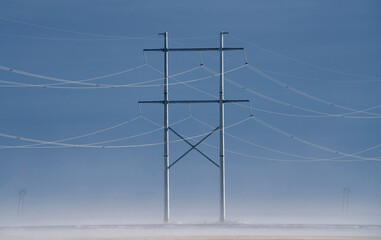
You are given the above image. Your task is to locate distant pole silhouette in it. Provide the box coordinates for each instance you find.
[342,187,350,213]
[17,189,26,216]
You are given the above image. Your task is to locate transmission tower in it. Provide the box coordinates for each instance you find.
[140,31,248,222]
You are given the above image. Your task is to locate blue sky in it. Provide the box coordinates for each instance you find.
[0,0,380,224]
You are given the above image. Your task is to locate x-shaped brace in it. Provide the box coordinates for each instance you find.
[168,126,220,169]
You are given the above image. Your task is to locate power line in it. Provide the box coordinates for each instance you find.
[171,38,381,118]
[0,129,205,149]
[150,62,381,120]
[226,132,381,162]
[0,64,177,88]
[226,75,381,119]
[0,64,198,88]
[224,147,380,163]
[250,106,381,118]
[0,115,142,149]
[202,141,381,163]
[0,64,245,88]
[0,33,157,41]
[148,56,381,162]
[247,64,381,117]
[250,115,381,161]
[201,65,381,119]
[0,36,378,155]
[150,64,346,119]
[0,63,147,88]
[259,68,381,83]
[192,116,381,163]
[0,63,147,86]
[0,17,218,41]
[45,64,148,86]
[2,39,378,117]
[0,16,159,40]
[0,115,250,149]
[231,35,381,81]
[0,116,192,149]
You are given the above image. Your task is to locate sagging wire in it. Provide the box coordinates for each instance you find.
[191,115,381,163]
[247,64,381,118]
[0,64,218,88]
[0,16,160,40]
[250,115,381,161]
[230,34,381,81]
[0,115,198,149]
[202,65,381,119]
[0,115,142,149]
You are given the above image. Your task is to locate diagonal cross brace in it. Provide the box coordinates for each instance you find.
[168,126,220,169]
[169,127,219,168]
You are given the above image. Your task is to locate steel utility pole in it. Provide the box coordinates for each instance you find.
[140,31,248,223]
[162,32,170,223]
[219,31,226,222]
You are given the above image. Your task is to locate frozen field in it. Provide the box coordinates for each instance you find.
[1,223,380,240]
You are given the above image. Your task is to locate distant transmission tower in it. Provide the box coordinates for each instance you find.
[17,189,26,216]
[140,31,249,222]
[342,187,350,213]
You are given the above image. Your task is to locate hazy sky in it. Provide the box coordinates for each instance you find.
[0,0,380,224]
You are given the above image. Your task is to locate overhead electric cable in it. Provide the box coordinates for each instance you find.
[0,115,250,149]
[247,64,381,117]
[224,147,381,163]
[250,115,381,161]
[151,64,329,119]
[226,76,381,119]
[0,65,199,88]
[231,35,381,81]
[0,129,211,149]
[0,115,142,149]
[2,115,192,149]
[46,64,148,86]
[0,16,159,40]
[260,68,381,83]
[192,116,381,162]
[149,64,380,119]
[172,39,381,118]
[201,65,381,119]
[0,33,156,41]
[225,132,381,161]
[0,64,245,88]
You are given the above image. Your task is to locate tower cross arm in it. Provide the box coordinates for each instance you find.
[139,99,250,104]
[143,47,244,52]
